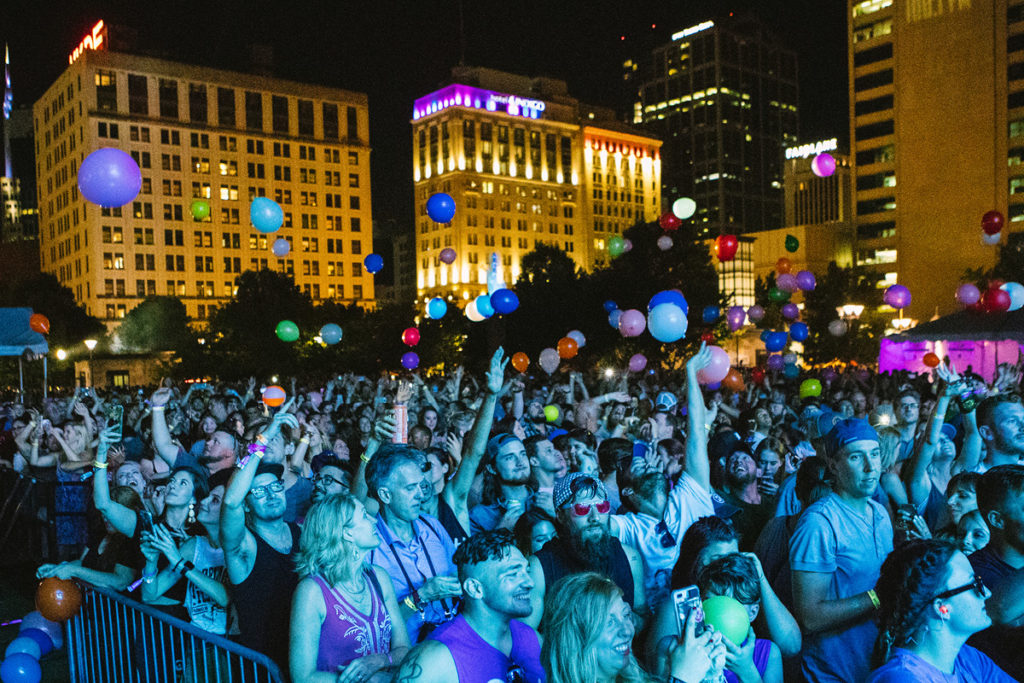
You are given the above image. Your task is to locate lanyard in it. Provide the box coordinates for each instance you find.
[382,516,455,620]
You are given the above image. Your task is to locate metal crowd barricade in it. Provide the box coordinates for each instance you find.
[0,466,59,565]
[66,582,284,683]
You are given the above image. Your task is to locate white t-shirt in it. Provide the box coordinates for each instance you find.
[610,472,714,609]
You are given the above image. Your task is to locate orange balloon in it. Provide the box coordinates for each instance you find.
[775,257,792,275]
[29,313,50,335]
[722,368,745,392]
[923,352,941,368]
[262,385,287,407]
[511,352,530,374]
[36,577,82,622]
[556,337,578,360]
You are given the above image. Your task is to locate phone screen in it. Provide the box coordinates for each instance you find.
[632,441,648,463]
[672,586,705,637]
[106,404,124,442]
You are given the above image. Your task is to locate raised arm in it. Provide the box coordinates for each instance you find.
[685,343,713,491]
[351,414,397,505]
[954,407,982,474]
[149,387,181,467]
[904,364,958,506]
[93,430,138,538]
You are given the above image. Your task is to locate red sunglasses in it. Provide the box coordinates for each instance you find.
[572,500,611,516]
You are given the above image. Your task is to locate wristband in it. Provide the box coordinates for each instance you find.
[172,559,185,574]
[142,570,156,584]
[299,437,310,444]
[867,589,880,610]
[92,461,108,469]
[403,596,417,611]
[151,405,166,412]
[247,443,266,458]
[180,560,195,574]
[255,433,269,446]
[360,452,371,463]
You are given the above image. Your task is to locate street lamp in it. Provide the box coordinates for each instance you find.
[836,304,865,320]
[84,339,97,387]
[56,349,67,361]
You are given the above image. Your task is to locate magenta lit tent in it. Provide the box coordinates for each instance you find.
[880,309,1024,381]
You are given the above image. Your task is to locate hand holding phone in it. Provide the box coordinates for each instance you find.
[138,510,155,535]
[672,585,705,638]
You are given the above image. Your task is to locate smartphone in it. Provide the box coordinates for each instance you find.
[896,503,916,529]
[138,509,155,535]
[107,404,124,441]
[672,586,705,637]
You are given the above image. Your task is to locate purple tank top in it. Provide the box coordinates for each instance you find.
[724,639,773,683]
[430,614,545,683]
[312,570,393,672]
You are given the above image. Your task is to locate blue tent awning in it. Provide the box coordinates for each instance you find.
[0,308,49,356]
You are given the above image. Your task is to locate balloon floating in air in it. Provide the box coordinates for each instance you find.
[190,199,211,220]
[426,193,456,223]
[364,254,384,274]
[250,197,284,233]
[275,320,299,342]
[811,152,836,178]
[439,247,457,264]
[272,238,290,257]
[672,197,697,220]
[426,297,448,320]
[78,147,142,208]
[320,323,343,345]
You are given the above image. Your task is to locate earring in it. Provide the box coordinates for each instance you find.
[187,502,195,524]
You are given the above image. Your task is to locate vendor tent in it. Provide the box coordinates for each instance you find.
[880,309,1024,380]
[0,308,50,399]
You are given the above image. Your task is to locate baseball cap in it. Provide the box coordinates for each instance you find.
[812,410,841,441]
[656,391,678,412]
[823,418,879,459]
[553,473,608,509]
[485,433,521,462]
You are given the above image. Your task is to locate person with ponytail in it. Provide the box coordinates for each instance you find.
[868,539,1014,682]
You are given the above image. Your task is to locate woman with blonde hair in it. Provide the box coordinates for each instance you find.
[541,572,724,683]
[289,493,408,683]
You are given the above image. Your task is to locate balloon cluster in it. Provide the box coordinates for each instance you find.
[981,210,1004,246]
[958,280,1023,314]
[466,288,519,321]
[1,580,82,683]
[273,321,343,345]
[536,330,587,375]
[658,197,697,233]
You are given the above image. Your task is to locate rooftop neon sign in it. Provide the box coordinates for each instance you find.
[69,20,106,65]
[413,84,546,121]
[672,20,714,41]
[785,138,839,159]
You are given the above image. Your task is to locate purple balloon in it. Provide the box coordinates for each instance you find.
[776,273,798,293]
[956,283,981,306]
[401,352,420,370]
[747,305,765,322]
[795,270,816,291]
[821,367,838,383]
[618,309,647,337]
[781,303,800,320]
[628,353,647,372]
[811,153,836,178]
[78,147,143,208]
[439,247,457,264]
[884,284,912,309]
[271,237,290,258]
[766,354,784,371]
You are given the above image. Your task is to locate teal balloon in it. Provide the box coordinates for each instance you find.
[648,303,688,342]
[702,596,750,646]
[250,197,284,233]
[783,363,800,378]
[427,297,448,320]
[769,287,790,303]
[5,636,41,660]
[476,294,495,318]
[320,323,343,345]
[275,320,299,342]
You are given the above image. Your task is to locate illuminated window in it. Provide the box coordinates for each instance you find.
[852,0,892,18]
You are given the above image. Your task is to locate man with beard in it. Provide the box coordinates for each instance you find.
[149,387,239,475]
[977,394,1024,470]
[470,434,534,534]
[715,446,772,550]
[220,408,301,670]
[309,454,351,505]
[525,472,645,628]
[394,530,544,683]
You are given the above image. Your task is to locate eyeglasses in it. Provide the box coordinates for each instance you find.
[655,520,676,548]
[249,480,285,499]
[572,500,611,516]
[312,474,346,489]
[505,664,526,683]
[933,575,987,601]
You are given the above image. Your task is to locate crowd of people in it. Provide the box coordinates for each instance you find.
[4,346,1024,682]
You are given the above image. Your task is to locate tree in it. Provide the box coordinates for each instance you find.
[801,262,886,365]
[0,274,105,349]
[964,236,1024,285]
[115,297,194,353]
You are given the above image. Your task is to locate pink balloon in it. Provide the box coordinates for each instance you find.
[618,309,647,337]
[776,273,798,293]
[623,238,634,253]
[956,283,981,306]
[696,346,731,384]
[439,248,457,264]
[628,353,647,372]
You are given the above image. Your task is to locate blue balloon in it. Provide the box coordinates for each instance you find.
[702,305,721,324]
[490,288,519,315]
[603,300,618,313]
[705,382,722,391]
[16,630,52,657]
[765,331,788,353]
[609,309,623,329]
[401,351,420,370]
[783,363,800,379]
[78,147,142,208]
[0,653,41,683]
[790,322,809,342]
[250,197,284,233]
[648,303,689,342]
[476,294,495,318]
[364,254,384,274]
[426,297,448,320]
[5,637,40,660]
[320,323,343,345]
[759,330,770,342]
[426,193,456,223]
[648,290,688,315]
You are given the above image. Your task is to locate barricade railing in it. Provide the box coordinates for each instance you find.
[66,582,285,683]
[0,466,63,565]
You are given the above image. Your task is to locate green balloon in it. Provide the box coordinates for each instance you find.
[702,595,750,646]
[769,287,791,303]
[191,199,211,220]
[608,235,625,258]
[785,235,799,252]
[275,320,300,342]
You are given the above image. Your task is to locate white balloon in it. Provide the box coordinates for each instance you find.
[465,301,484,322]
[672,197,697,220]
[657,235,673,251]
[828,319,848,337]
[982,231,1001,246]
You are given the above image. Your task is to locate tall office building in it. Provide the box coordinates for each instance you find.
[412,66,662,303]
[849,0,1018,318]
[35,22,373,324]
[627,15,799,237]
[2,45,38,244]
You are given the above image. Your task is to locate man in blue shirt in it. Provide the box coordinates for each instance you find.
[790,417,894,683]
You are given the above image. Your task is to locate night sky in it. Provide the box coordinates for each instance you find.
[4,0,847,227]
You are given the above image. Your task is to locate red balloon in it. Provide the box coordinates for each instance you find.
[923,352,941,368]
[983,287,1011,313]
[714,234,738,262]
[401,327,420,346]
[751,367,766,385]
[29,313,50,335]
[659,212,682,231]
[981,210,1005,235]
[36,578,82,622]
[700,330,716,344]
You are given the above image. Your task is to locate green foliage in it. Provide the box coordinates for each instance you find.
[801,262,886,365]
[116,297,194,353]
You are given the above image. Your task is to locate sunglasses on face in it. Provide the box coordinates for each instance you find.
[249,480,285,499]
[571,500,611,516]
[933,575,987,601]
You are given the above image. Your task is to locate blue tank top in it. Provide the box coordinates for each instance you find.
[430,614,545,683]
